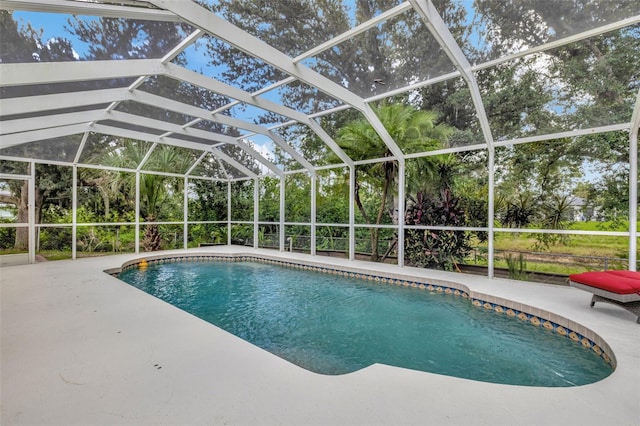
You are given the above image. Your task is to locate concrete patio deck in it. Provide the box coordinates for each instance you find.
[2,246,639,425]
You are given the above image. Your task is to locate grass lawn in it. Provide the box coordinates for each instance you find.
[468,220,638,276]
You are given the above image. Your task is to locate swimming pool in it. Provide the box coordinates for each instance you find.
[117,256,612,387]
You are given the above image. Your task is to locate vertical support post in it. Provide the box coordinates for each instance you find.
[72,133,89,260]
[227,180,232,245]
[628,102,639,270]
[28,162,36,264]
[135,143,156,251]
[349,166,355,261]
[311,173,317,256]
[72,165,77,260]
[183,176,189,249]
[135,171,140,254]
[280,176,285,252]
[487,146,496,277]
[254,177,259,249]
[397,163,405,267]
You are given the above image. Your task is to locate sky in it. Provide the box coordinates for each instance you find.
[13,11,93,58]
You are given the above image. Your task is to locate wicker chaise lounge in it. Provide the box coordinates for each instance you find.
[569,270,640,323]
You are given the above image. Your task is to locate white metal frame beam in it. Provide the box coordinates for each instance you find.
[0,0,180,21]
[126,89,316,174]
[91,124,258,179]
[0,87,296,176]
[0,61,335,174]
[0,87,126,116]
[1,120,258,179]
[1,123,89,148]
[147,0,403,167]
[1,108,274,173]
[160,64,351,166]
[0,59,162,87]
[1,109,107,135]
[410,0,497,276]
[2,103,284,177]
[0,60,305,127]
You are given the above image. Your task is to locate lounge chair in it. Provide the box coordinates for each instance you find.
[569,270,640,323]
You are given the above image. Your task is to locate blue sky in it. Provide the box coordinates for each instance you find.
[13,11,94,58]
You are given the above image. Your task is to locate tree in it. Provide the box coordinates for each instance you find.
[67,17,191,61]
[0,10,39,64]
[0,12,78,249]
[475,1,639,131]
[335,103,452,260]
[206,0,471,113]
[495,130,630,233]
[99,141,196,251]
[0,164,72,250]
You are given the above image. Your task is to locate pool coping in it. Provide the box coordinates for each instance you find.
[2,246,640,425]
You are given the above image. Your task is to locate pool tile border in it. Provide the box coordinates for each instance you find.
[111,252,615,369]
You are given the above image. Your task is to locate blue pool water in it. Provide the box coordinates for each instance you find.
[118,260,612,386]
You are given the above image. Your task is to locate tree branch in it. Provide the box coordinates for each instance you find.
[0,194,19,206]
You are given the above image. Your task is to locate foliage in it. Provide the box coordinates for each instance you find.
[188,180,227,222]
[1,5,638,270]
[258,177,280,222]
[526,195,574,251]
[501,192,537,228]
[505,253,530,281]
[0,163,73,249]
[230,180,254,222]
[210,226,228,245]
[284,174,311,223]
[95,141,193,251]
[404,189,471,271]
[335,102,452,260]
[0,218,17,250]
[494,132,629,246]
[230,224,253,245]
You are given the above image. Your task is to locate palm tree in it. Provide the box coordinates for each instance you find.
[99,140,196,252]
[336,103,452,260]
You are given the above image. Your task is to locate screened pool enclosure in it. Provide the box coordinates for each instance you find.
[0,0,638,279]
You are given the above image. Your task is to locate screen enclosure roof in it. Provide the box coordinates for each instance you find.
[1,0,639,181]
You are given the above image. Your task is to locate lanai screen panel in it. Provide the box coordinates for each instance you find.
[0,1,638,183]
[461,0,640,61]
[0,135,83,163]
[270,123,343,169]
[226,103,291,126]
[299,7,457,98]
[404,76,485,149]
[137,75,232,111]
[477,25,640,141]
[4,10,194,62]
[257,80,343,116]
[201,0,406,58]
[178,33,290,94]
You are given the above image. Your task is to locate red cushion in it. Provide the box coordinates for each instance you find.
[604,270,640,280]
[569,271,640,295]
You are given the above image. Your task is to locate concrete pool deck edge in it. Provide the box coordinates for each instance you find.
[2,246,639,425]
